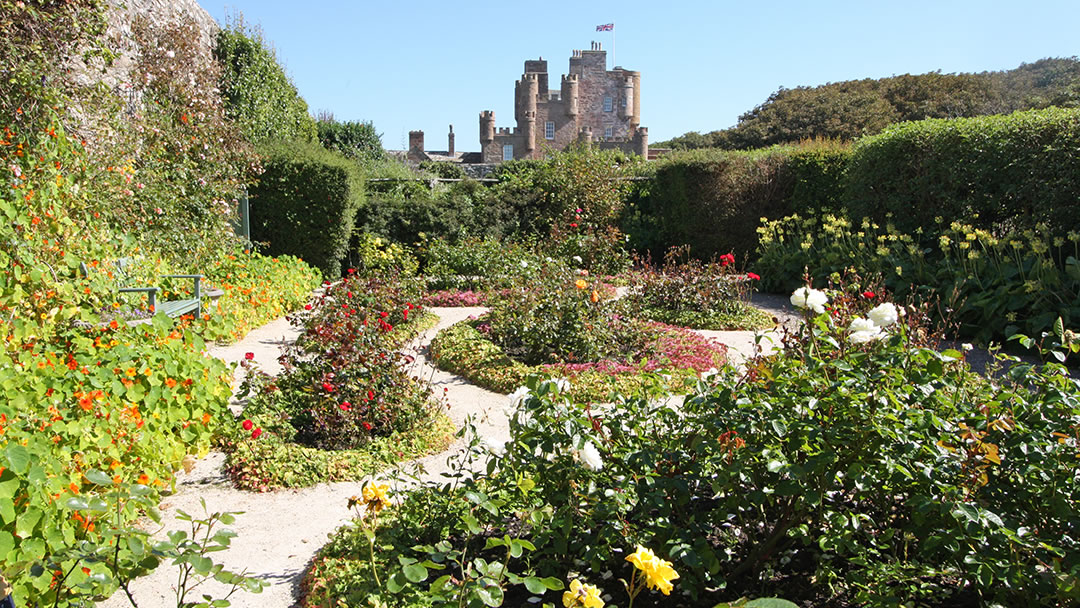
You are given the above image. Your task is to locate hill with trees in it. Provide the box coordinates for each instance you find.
[657,57,1080,150]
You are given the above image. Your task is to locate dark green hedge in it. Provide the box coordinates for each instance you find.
[846,107,1080,234]
[250,142,363,277]
[624,142,850,260]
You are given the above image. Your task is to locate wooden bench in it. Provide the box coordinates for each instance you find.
[80,259,223,320]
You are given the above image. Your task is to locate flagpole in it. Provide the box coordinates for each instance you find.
[612,23,615,68]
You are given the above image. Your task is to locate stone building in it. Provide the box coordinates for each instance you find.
[480,42,648,162]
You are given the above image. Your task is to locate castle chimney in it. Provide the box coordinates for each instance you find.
[408,130,424,154]
[448,125,455,156]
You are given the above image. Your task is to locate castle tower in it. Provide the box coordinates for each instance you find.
[561,73,579,117]
[523,110,536,152]
[448,124,455,156]
[480,111,495,144]
[620,75,635,119]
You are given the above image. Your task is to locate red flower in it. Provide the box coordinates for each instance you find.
[362,421,372,431]
[746,272,760,281]
[322,382,334,392]
[347,268,356,274]
[367,390,375,401]
[570,223,578,228]
[862,291,876,299]
[403,309,409,320]
[379,311,389,318]
[244,352,254,361]
[242,419,253,431]
[304,304,313,310]
[339,401,351,411]
[251,428,263,440]
[719,253,735,267]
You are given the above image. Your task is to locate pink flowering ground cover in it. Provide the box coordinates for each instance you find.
[432,317,727,401]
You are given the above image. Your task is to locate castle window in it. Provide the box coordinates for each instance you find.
[604,126,613,138]
[603,96,613,112]
[545,121,555,140]
[502,144,514,161]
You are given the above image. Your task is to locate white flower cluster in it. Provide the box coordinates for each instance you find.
[790,287,828,313]
[847,302,899,344]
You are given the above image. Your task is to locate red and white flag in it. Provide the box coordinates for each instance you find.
[596,23,614,31]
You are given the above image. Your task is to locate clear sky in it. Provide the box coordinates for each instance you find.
[202,0,1079,149]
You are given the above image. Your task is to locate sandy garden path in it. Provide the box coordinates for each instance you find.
[100,305,768,608]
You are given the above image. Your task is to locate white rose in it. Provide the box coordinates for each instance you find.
[847,317,882,343]
[790,287,828,314]
[579,441,603,471]
[867,302,898,327]
[847,317,877,333]
[508,386,531,409]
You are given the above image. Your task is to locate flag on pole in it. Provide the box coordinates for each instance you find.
[596,23,614,31]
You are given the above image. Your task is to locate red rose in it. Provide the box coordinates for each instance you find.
[242,419,253,431]
[244,352,254,360]
[570,223,578,228]
[746,272,760,281]
[305,304,313,310]
[322,382,334,392]
[403,309,409,320]
[251,428,262,440]
[340,401,351,411]
[863,291,876,299]
[362,421,372,431]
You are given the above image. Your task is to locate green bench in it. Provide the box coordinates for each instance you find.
[80,259,223,320]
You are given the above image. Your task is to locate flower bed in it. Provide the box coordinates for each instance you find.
[223,275,452,490]
[429,317,727,402]
[627,248,774,331]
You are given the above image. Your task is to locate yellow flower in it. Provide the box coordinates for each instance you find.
[563,579,604,608]
[575,279,587,290]
[626,545,679,595]
[362,481,391,513]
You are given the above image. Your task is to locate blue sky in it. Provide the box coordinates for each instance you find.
[203,0,1080,149]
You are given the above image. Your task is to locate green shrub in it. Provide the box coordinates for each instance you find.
[846,106,1080,235]
[417,237,543,291]
[486,264,633,365]
[344,233,419,277]
[250,141,364,278]
[624,141,850,261]
[755,211,1080,343]
[317,118,384,162]
[214,18,318,145]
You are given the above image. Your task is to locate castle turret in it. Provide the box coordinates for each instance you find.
[633,126,648,157]
[515,73,539,123]
[631,71,642,127]
[620,75,635,119]
[448,124,455,156]
[480,111,495,144]
[578,126,593,147]
[561,73,579,117]
[524,110,536,152]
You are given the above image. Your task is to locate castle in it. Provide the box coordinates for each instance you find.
[480,42,648,162]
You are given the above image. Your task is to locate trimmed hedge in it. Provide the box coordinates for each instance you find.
[845,107,1080,234]
[250,142,364,278]
[624,141,850,261]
